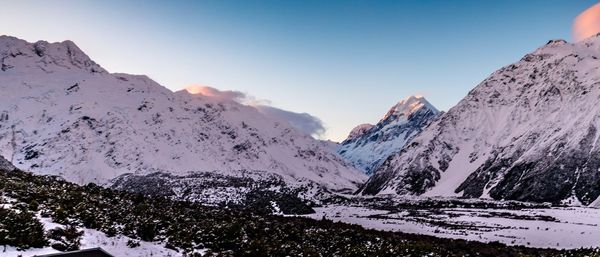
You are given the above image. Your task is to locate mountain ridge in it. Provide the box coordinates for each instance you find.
[0,36,366,200]
[338,95,439,175]
[359,36,600,206]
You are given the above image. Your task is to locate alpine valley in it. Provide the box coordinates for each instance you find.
[4,33,600,257]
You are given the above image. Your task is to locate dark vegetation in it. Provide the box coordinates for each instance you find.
[323,193,551,212]
[1,168,599,256]
[111,171,317,215]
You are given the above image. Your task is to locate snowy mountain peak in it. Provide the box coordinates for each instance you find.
[0,35,105,73]
[544,39,568,47]
[382,95,437,122]
[339,96,440,175]
[359,37,600,205]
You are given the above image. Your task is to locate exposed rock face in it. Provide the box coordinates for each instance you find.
[0,155,15,171]
[339,96,439,175]
[359,37,600,205]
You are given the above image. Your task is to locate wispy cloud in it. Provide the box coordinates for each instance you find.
[253,105,325,137]
[186,85,247,102]
[185,85,326,137]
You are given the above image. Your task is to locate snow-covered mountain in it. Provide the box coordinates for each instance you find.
[359,36,600,206]
[0,36,366,197]
[338,96,439,175]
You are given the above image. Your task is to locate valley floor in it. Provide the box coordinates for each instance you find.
[306,199,600,250]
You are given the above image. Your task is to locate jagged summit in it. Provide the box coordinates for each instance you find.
[0,35,105,73]
[545,39,568,46]
[338,96,440,175]
[383,95,437,121]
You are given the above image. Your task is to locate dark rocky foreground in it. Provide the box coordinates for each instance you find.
[1,163,599,256]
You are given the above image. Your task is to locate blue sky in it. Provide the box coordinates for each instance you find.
[1,0,597,141]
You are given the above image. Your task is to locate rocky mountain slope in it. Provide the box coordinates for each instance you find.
[0,36,366,201]
[0,153,15,170]
[359,36,600,206]
[338,96,439,175]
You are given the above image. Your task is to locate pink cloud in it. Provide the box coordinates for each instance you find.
[185,85,247,102]
[185,85,325,137]
[574,3,600,42]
